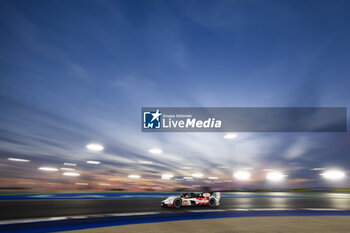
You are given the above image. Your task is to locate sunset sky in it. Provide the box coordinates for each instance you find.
[1,0,350,190]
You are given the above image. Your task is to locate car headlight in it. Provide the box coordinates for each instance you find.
[163,197,175,203]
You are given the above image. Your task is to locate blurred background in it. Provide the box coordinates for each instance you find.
[0,0,350,193]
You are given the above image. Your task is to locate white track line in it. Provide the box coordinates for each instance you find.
[229,209,249,211]
[108,212,160,216]
[249,208,295,211]
[187,209,226,212]
[0,212,164,225]
[0,208,348,225]
[303,208,344,211]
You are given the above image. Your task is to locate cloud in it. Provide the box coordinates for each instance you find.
[66,61,90,80]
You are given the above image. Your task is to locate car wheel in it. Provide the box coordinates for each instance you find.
[173,198,182,208]
[208,198,216,207]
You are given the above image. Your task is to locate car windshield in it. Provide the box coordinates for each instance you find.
[182,193,198,198]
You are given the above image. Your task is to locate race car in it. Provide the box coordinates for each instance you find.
[161,192,221,208]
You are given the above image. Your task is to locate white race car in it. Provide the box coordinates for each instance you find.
[161,192,221,208]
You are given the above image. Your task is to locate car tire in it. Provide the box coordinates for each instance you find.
[173,198,182,208]
[208,198,216,207]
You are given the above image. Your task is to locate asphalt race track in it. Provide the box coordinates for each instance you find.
[1,194,350,220]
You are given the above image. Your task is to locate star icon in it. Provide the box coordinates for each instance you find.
[151,109,162,122]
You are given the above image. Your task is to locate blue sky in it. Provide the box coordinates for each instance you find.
[0,0,350,189]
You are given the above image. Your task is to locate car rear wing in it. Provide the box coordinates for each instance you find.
[205,192,221,199]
